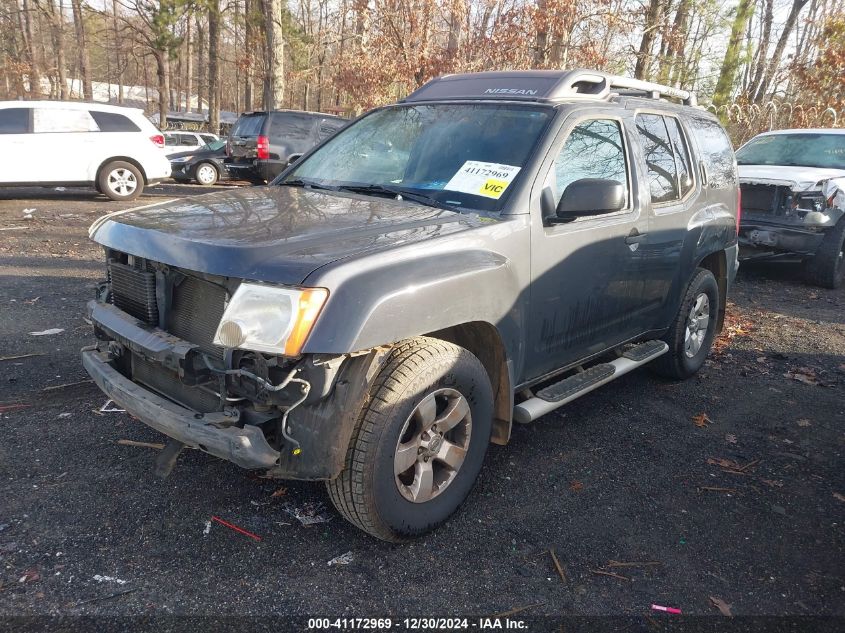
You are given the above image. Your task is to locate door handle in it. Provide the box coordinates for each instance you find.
[625,229,648,245]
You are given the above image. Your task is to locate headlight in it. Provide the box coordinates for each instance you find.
[171,156,192,163]
[213,283,328,356]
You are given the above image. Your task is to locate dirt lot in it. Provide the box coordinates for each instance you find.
[0,184,843,619]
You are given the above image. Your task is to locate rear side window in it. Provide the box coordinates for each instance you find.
[687,117,736,190]
[269,113,315,143]
[317,119,345,141]
[665,117,694,197]
[636,114,678,203]
[0,108,29,134]
[165,134,179,146]
[90,111,141,132]
[552,119,628,207]
[34,108,98,133]
[231,114,266,137]
[179,134,197,146]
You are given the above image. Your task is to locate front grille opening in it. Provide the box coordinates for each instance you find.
[132,354,222,413]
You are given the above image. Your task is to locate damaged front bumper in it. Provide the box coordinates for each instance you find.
[82,348,282,470]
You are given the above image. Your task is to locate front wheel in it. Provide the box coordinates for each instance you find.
[326,337,493,542]
[803,216,845,289]
[98,161,144,201]
[194,162,219,186]
[650,267,719,380]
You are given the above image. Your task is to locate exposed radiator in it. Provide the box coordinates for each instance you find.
[168,275,228,359]
[109,260,158,325]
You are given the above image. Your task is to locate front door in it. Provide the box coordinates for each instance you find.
[525,115,650,380]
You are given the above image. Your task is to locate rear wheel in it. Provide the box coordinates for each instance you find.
[98,161,143,201]
[194,162,219,186]
[326,337,493,542]
[803,216,845,289]
[650,268,719,380]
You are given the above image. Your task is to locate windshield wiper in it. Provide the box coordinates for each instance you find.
[277,178,338,191]
[335,184,461,213]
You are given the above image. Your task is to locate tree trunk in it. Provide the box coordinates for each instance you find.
[70,0,91,100]
[748,0,774,99]
[208,0,220,133]
[155,50,170,128]
[21,0,42,96]
[112,0,122,103]
[661,0,690,85]
[264,0,285,108]
[712,0,756,106]
[244,0,254,111]
[195,16,206,114]
[635,0,663,79]
[44,0,68,99]
[751,0,809,101]
[184,19,193,111]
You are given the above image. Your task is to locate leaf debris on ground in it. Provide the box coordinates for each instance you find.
[693,413,712,428]
[709,596,733,616]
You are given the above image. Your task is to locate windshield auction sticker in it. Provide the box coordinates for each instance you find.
[443,161,521,199]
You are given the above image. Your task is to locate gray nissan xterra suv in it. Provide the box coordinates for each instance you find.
[82,70,739,541]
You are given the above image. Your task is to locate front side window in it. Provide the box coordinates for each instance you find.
[736,132,845,170]
[33,108,98,133]
[636,114,678,204]
[0,108,30,134]
[200,134,217,144]
[285,103,553,212]
[552,118,628,207]
[179,134,197,146]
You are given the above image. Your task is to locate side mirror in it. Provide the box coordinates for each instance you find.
[287,153,303,167]
[554,178,626,221]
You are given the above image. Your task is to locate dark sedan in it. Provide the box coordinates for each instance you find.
[169,139,230,186]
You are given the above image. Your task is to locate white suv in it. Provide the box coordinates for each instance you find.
[0,101,171,201]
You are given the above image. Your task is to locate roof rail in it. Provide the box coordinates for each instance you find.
[401,69,697,106]
[602,74,697,107]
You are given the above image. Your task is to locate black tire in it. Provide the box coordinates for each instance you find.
[803,216,845,289]
[98,160,144,201]
[650,268,719,380]
[326,337,493,542]
[193,161,219,186]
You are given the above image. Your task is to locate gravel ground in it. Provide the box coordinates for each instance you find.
[0,184,843,619]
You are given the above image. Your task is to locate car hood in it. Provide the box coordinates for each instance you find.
[89,186,487,284]
[738,164,845,191]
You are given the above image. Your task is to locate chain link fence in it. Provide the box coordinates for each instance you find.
[709,101,845,146]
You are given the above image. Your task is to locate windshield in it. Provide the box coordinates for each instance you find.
[283,103,553,212]
[736,133,845,169]
[202,139,226,151]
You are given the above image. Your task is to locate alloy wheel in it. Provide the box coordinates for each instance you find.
[394,388,472,503]
[684,292,710,358]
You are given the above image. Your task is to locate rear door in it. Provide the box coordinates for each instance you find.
[0,107,32,183]
[228,113,267,165]
[33,107,99,182]
[526,113,649,379]
[632,112,699,328]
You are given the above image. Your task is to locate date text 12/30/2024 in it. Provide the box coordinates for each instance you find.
[307,618,529,630]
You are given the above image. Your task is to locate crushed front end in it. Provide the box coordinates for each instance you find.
[82,249,375,480]
[739,179,845,256]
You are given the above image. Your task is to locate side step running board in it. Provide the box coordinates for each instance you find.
[513,340,668,424]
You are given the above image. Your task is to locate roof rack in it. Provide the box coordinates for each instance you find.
[402,69,697,107]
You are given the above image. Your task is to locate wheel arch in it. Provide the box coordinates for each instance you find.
[424,321,513,446]
[696,249,728,333]
[96,157,149,185]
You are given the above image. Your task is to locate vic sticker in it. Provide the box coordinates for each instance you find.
[444,161,521,199]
